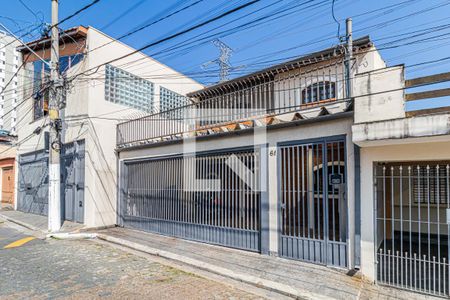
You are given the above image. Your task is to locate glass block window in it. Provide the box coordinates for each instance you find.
[159,86,189,112]
[105,64,154,112]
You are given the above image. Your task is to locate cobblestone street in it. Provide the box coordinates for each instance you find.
[0,223,261,299]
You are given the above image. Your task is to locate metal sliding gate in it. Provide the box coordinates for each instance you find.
[120,149,261,252]
[17,150,49,215]
[279,139,347,267]
[375,162,450,297]
[17,140,85,223]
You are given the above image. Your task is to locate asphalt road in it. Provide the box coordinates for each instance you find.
[0,222,261,299]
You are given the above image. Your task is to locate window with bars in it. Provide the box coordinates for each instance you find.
[413,165,450,205]
[105,64,154,112]
[301,81,336,104]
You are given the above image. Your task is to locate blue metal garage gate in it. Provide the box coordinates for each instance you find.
[119,148,262,252]
[278,137,348,268]
[17,139,85,223]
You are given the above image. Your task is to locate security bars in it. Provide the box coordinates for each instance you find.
[121,149,261,252]
[375,163,450,297]
[116,59,346,147]
[279,139,347,267]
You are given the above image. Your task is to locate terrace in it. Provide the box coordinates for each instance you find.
[116,37,373,149]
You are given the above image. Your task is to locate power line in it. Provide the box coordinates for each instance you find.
[53,0,101,28]
[18,0,44,23]
[82,0,205,55]
[331,0,341,40]
[69,0,262,82]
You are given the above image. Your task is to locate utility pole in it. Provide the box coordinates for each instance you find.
[48,0,62,232]
[345,17,353,99]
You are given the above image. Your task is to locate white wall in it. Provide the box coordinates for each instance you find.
[79,27,203,227]
[359,138,450,282]
[354,65,405,124]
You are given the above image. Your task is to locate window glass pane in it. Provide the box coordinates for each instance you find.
[104,64,154,112]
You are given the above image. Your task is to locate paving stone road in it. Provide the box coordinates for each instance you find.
[0,222,262,299]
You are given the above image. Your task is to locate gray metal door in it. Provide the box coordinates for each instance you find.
[120,149,261,252]
[17,140,85,223]
[61,140,85,223]
[17,150,49,216]
[278,139,347,267]
[375,162,450,297]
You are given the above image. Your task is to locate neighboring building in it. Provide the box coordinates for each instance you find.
[15,26,203,227]
[0,30,21,209]
[352,66,450,297]
[0,30,21,134]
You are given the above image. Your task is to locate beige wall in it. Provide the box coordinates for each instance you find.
[359,138,450,281]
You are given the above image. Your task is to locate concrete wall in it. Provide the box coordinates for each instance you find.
[354,65,405,124]
[359,138,450,281]
[118,116,358,268]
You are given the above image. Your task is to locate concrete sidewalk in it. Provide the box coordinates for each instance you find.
[96,227,437,300]
[0,210,438,299]
[0,209,84,233]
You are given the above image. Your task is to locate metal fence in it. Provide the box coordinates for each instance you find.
[117,59,346,147]
[375,163,450,297]
[279,139,347,268]
[120,149,262,252]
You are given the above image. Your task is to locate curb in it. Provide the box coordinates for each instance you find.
[0,214,44,233]
[47,232,97,240]
[96,233,332,300]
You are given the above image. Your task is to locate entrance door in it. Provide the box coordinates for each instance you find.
[278,139,347,267]
[2,167,14,205]
[62,140,85,223]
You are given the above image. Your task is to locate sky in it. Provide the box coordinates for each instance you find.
[1,0,450,110]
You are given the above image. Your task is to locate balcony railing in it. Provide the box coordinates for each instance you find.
[117,59,348,148]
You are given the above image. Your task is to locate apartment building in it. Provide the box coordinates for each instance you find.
[0,30,20,208]
[15,26,203,227]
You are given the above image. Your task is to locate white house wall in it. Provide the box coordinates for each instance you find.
[78,27,203,227]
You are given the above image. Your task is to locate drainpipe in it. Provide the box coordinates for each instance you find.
[345,18,353,100]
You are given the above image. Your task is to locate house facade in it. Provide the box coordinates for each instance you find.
[115,33,450,298]
[115,36,385,270]
[15,26,203,227]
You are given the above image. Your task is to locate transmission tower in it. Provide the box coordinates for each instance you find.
[202,39,233,82]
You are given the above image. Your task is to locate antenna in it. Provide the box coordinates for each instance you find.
[202,39,233,82]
